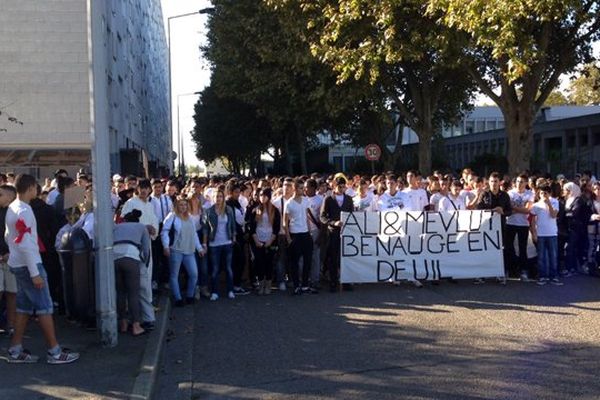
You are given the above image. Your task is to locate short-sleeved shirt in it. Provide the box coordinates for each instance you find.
[284,196,310,234]
[376,191,408,211]
[506,189,534,227]
[402,187,429,211]
[530,198,559,237]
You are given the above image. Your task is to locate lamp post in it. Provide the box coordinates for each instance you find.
[168,7,214,175]
[177,91,202,177]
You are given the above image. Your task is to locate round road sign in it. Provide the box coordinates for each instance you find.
[365,144,381,161]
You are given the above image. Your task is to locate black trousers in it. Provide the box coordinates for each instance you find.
[326,230,341,288]
[41,250,63,312]
[289,232,313,288]
[115,257,141,323]
[151,236,168,284]
[232,239,245,287]
[251,242,275,281]
[505,225,529,277]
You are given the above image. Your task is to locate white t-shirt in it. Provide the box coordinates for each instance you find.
[402,187,429,211]
[345,187,356,198]
[353,192,375,212]
[376,190,408,211]
[530,198,559,237]
[429,192,444,212]
[210,214,232,247]
[438,194,467,211]
[284,196,310,233]
[306,194,323,231]
[506,189,534,227]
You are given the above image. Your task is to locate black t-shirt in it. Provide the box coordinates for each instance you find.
[0,207,8,256]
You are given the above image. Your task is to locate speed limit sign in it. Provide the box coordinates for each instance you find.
[364,144,381,161]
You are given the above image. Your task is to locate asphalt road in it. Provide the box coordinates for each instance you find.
[155,276,600,400]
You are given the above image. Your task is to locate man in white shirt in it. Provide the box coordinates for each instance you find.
[506,174,535,280]
[376,174,408,211]
[273,178,294,290]
[284,179,313,295]
[149,178,173,290]
[305,178,323,290]
[120,179,158,329]
[403,170,429,211]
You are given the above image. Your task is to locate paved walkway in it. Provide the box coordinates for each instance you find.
[0,313,150,399]
[156,276,600,400]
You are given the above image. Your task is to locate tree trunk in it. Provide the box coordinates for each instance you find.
[417,129,432,176]
[283,131,293,175]
[501,105,535,174]
[295,128,308,175]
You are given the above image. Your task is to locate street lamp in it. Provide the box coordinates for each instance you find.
[167,7,215,175]
[177,91,202,177]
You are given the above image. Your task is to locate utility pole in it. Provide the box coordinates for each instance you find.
[88,0,117,347]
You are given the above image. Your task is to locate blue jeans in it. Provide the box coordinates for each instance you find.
[537,236,558,280]
[12,264,54,315]
[209,244,233,294]
[195,252,209,287]
[169,250,198,301]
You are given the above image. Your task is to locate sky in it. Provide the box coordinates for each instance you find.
[160,0,599,166]
[161,0,213,168]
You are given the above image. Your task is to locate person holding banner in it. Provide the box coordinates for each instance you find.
[320,176,354,292]
[476,172,512,285]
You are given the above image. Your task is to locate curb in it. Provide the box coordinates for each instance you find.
[130,295,171,400]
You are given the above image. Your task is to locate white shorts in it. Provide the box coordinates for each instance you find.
[0,262,17,293]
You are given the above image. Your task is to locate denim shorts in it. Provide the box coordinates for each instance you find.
[11,264,54,315]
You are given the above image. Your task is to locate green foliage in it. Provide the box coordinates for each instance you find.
[267,0,476,174]
[192,86,272,175]
[543,90,570,106]
[568,63,600,105]
[428,0,600,173]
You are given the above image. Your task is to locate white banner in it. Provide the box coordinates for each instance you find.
[340,210,504,283]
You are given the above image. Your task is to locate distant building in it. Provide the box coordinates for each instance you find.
[324,105,600,176]
[0,0,170,178]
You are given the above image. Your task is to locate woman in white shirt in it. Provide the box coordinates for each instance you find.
[161,197,205,307]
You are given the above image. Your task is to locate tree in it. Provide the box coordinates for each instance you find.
[204,0,363,174]
[428,0,600,173]
[267,0,476,175]
[568,63,600,105]
[192,86,272,175]
[544,90,570,106]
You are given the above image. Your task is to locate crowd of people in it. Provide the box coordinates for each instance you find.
[1,167,600,362]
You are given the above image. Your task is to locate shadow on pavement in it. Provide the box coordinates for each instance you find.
[181,277,600,400]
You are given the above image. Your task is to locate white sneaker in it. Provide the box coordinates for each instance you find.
[473,278,485,285]
[412,280,423,288]
[520,272,530,282]
[7,349,39,364]
[228,291,235,299]
[278,282,287,291]
[210,293,219,301]
[46,348,79,365]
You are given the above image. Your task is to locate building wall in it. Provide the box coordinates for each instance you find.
[0,0,91,148]
[0,0,170,176]
[105,0,170,174]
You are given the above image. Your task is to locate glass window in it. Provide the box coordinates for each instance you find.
[345,156,356,171]
[465,121,475,135]
[476,120,486,132]
[333,156,343,171]
[497,120,505,129]
[486,120,497,131]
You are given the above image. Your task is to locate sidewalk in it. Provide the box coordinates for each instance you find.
[0,296,169,400]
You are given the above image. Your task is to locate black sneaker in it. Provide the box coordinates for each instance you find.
[141,322,155,331]
[309,287,319,294]
[185,297,196,305]
[174,300,185,308]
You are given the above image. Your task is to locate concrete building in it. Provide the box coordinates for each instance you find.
[326,105,600,175]
[0,0,170,178]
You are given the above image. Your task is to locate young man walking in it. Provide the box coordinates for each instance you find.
[5,174,79,364]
